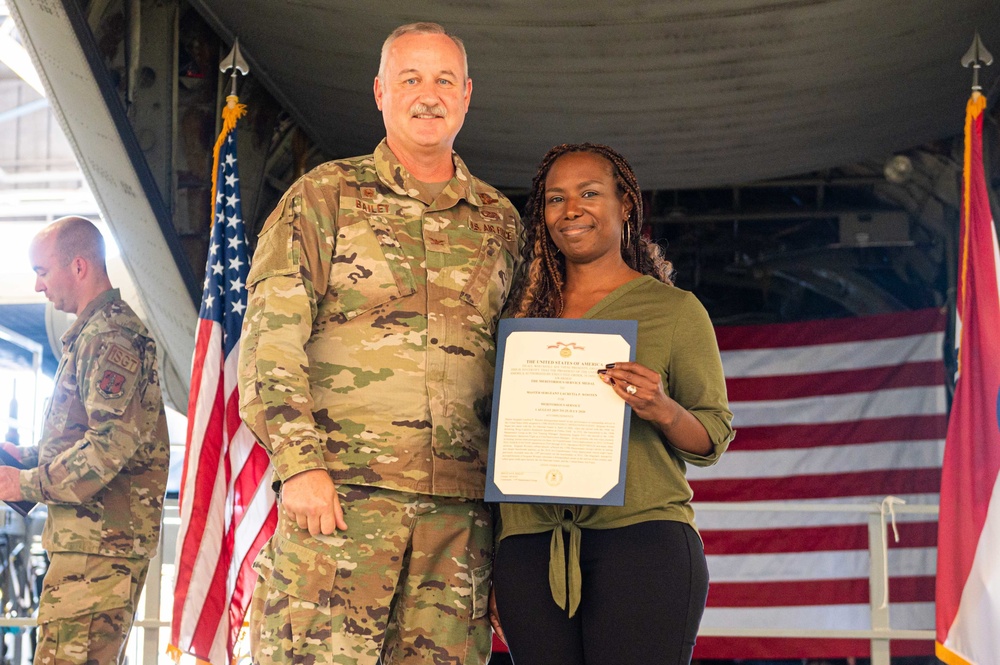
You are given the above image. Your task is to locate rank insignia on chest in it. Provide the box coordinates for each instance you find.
[425,230,450,253]
[98,370,127,399]
[361,186,376,199]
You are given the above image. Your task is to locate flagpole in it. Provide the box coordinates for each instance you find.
[956,34,993,375]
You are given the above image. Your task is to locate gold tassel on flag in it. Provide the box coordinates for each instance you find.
[209,94,248,231]
[167,643,213,665]
[208,36,250,231]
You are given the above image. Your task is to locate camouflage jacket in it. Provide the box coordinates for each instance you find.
[239,140,521,498]
[19,289,169,559]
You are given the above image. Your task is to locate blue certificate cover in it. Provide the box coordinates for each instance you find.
[485,318,638,506]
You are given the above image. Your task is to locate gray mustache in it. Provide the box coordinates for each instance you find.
[410,103,447,117]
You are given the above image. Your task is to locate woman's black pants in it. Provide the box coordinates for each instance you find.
[492,520,709,665]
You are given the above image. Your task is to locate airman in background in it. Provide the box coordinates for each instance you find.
[0,216,169,665]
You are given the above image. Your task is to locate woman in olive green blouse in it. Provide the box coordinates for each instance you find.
[489,143,734,665]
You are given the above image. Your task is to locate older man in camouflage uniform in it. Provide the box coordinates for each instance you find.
[239,21,520,665]
[0,216,169,665]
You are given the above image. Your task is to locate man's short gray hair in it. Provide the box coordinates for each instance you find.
[377,22,469,82]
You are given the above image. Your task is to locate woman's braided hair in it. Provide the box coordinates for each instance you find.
[509,143,675,318]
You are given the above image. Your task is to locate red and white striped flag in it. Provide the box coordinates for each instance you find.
[690,307,947,659]
[935,91,1000,665]
[169,96,277,665]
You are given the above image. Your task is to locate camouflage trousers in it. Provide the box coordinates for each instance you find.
[249,484,493,665]
[34,552,148,665]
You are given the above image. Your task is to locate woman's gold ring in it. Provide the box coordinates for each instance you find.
[626,384,638,395]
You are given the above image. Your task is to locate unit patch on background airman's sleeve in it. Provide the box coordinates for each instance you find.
[97,370,127,399]
[86,340,143,413]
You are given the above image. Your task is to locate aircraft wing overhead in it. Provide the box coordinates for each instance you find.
[190,0,1000,189]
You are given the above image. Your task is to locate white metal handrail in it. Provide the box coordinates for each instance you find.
[693,500,939,665]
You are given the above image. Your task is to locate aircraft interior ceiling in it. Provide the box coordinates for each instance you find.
[7,0,1000,406]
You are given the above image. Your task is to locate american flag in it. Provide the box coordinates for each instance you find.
[690,307,947,659]
[170,99,278,665]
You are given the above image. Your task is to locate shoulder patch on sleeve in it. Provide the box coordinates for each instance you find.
[97,369,128,399]
[85,338,144,414]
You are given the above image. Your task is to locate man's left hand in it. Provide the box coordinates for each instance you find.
[0,466,23,502]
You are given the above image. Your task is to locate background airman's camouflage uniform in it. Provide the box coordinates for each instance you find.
[17,288,170,665]
[239,140,520,665]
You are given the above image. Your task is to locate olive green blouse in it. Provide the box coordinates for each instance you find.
[496,275,735,617]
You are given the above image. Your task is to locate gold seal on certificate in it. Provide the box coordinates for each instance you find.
[485,318,638,506]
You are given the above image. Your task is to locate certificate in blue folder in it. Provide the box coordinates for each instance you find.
[485,318,637,506]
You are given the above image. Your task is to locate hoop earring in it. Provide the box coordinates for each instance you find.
[623,221,632,247]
